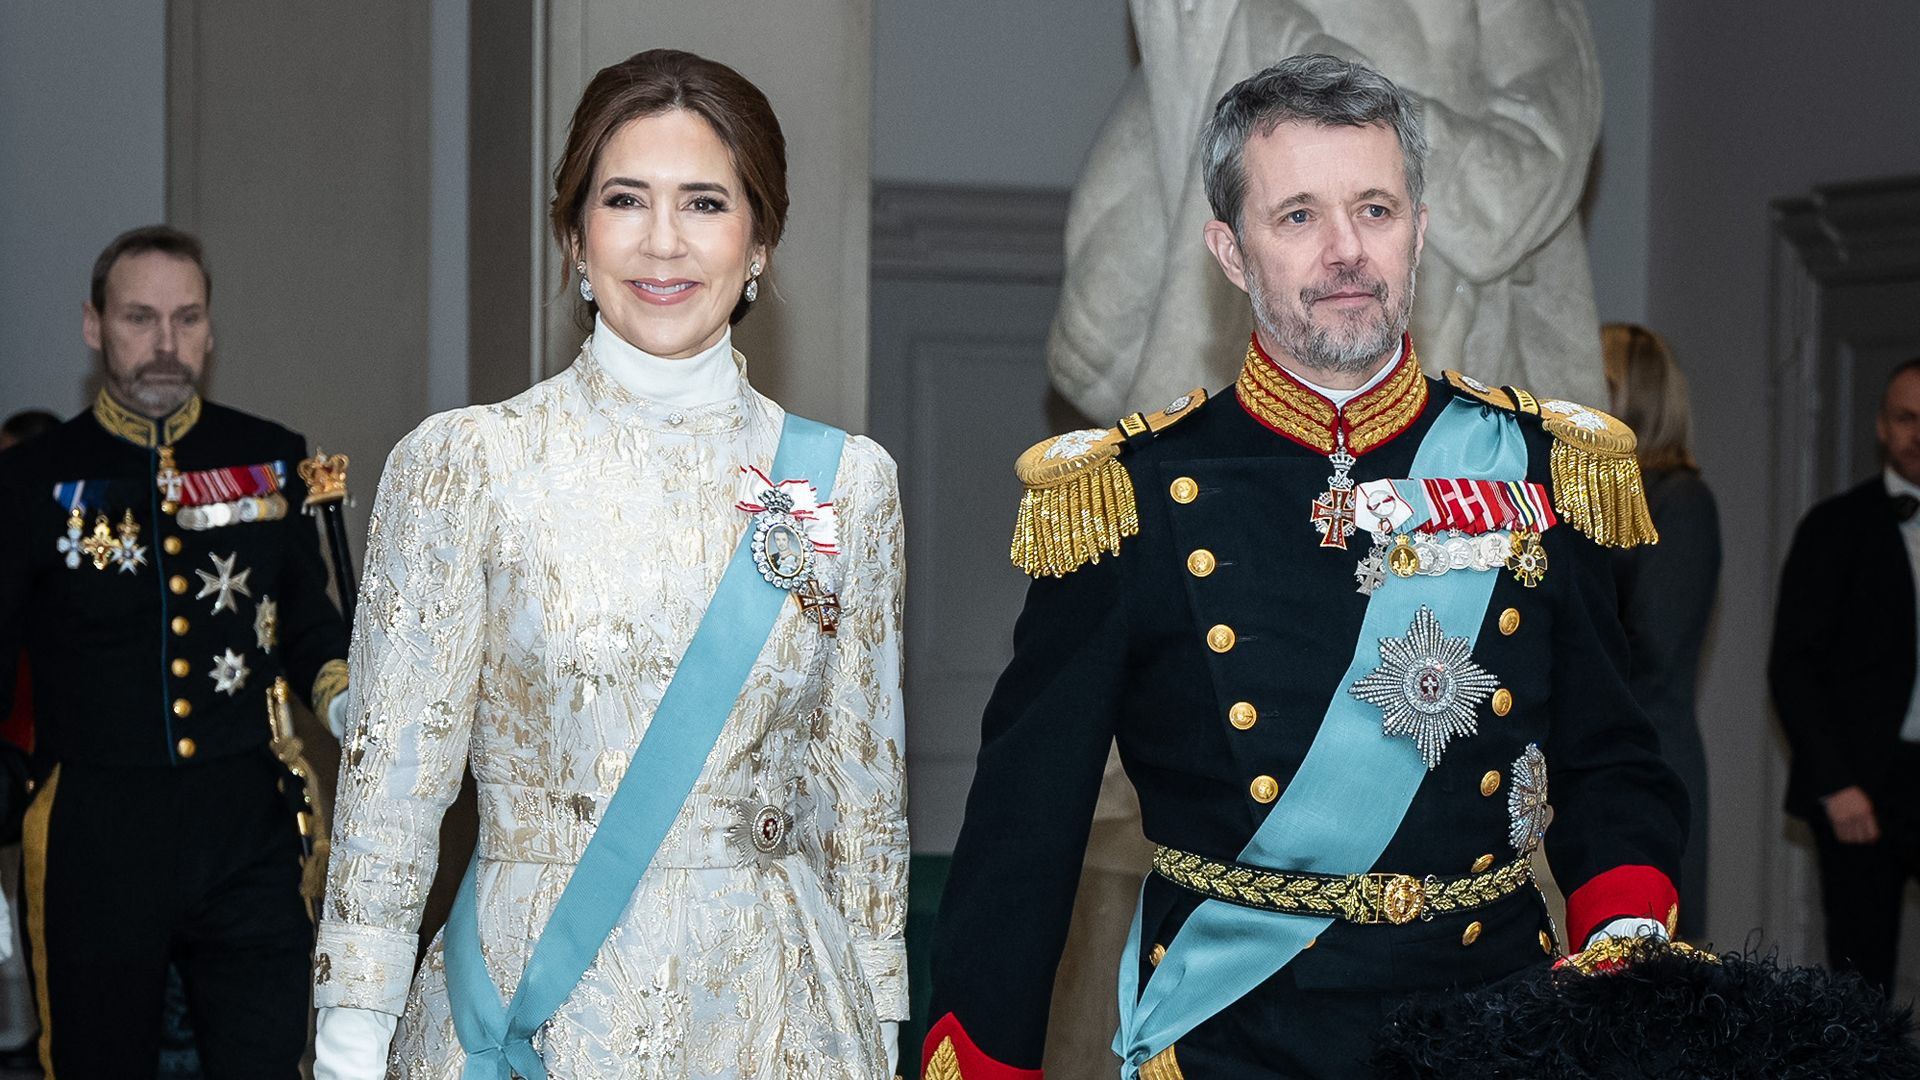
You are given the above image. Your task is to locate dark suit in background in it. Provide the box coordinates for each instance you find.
[1770,475,1920,994]
[1613,467,1721,939]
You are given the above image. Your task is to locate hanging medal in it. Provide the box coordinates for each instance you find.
[111,509,148,574]
[157,445,184,514]
[736,466,841,629]
[1309,425,1359,550]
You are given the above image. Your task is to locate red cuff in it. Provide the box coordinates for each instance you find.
[923,1013,1043,1080]
[1565,864,1679,947]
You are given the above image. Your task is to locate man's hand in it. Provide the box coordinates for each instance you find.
[1823,785,1881,844]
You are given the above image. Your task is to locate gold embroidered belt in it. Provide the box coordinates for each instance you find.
[1151,845,1532,926]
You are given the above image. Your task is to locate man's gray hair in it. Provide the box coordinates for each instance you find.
[1201,54,1429,235]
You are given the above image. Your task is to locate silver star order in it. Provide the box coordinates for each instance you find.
[1509,743,1551,854]
[1349,606,1501,769]
[195,552,253,615]
[208,648,250,696]
[254,595,279,651]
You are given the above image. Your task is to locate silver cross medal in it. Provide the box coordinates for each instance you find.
[1310,427,1359,550]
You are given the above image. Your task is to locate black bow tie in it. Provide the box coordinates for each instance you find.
[1894,494,1919,522]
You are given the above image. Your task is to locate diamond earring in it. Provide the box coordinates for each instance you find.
[576,261,594,303]
[744,261,763,303]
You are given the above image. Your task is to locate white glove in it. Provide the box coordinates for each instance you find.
[881,1020,899,1078]
[1583,916,1669,950]
[327,690,352,739]
[313,1005,398,1080]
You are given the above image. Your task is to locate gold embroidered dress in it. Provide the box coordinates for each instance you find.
[313,338,908,1079]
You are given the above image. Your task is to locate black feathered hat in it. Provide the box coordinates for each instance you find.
[1371,939,1920,1079]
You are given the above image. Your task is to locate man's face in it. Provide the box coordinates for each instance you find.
[1880,369,1920,485]
[1204,121,1426,382]
[83,251,211,417]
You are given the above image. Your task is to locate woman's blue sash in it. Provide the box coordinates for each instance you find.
[442,415,846,1080]
[1114,398,1526,1075]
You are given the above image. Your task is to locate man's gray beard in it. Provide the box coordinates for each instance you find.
[1251,263,1418,381]
[107,352,201,416]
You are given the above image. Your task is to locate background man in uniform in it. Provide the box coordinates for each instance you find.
[0,225,350,1077]
[1772,355,1920,997]
[924,56,1684,1079]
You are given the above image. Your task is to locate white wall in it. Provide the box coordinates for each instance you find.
[1647,1,1920,953]
[1581,0,1651,325]
[872,0,1132,189]
[0,1,167,420]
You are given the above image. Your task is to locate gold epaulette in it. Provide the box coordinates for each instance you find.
[1444,371,1658,550]
[1010,390,1206,577]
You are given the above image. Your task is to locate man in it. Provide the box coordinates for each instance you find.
[1771,356,1920,997]
[924,56,1686,1079]
[0,225,349,1077]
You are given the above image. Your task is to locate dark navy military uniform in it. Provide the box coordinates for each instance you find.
[924,344,1686,1080]
[0,392,348,1079]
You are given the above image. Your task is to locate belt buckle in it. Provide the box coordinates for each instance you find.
[1362,872,1427,925]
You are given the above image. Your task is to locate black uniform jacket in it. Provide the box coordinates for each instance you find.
[0,393,348,772]
[925,362,1688,1075]
[1770,476,1916,817]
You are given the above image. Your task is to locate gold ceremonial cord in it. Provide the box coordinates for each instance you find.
[1153,845,1532,926]
[23,767,59,1077]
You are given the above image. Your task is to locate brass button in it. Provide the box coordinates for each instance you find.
[1303,936,1316,949]
[1170,476,1199,504]
[171,616,190,636]
[1499,608,1521,635]
[170,658,190,678]
[1250,775,1279,804]
[168,575,189,595]
[163,536,183,555]
[1539,930,1555,955]
[1480,770,1501,797]
[1149,944,1167,967]
[1207,624,1237,653]
[1186,549,1217,577]
[176,737,197,759]
[1228,701,1258,731]
[1472,854,1495,873]
[1462,921,1484,946]
[172,698,191,718]
[1491,688,1513,716]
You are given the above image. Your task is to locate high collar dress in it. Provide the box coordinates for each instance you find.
[313,334,908,1079]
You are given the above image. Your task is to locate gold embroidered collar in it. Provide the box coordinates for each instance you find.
[92,389,202,448]
[1234,335,1427,455]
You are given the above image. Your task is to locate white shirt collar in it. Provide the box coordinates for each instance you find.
[1291,341,1405,410]
[590,313,740,408]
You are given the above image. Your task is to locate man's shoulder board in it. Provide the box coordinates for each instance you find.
[1010,389,1206,577]
[1445,370,1658,549]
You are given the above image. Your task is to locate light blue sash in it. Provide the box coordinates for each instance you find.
[443,415,846,1080]
[1114,398,1526,1074]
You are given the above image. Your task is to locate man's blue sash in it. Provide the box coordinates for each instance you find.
[442,415,846,1080]
[1114,398,1526,1074]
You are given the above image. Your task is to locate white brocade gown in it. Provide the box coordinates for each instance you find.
[313,341,909,1079]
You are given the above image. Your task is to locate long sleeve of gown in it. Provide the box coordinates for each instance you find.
[315,410,492,1014]
[810,437,910,1021]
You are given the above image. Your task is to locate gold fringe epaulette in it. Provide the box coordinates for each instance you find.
[1010,390,1206,577]
[1444,371,1657,550]
[1541,401,1659,549]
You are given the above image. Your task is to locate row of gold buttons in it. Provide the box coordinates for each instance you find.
[162,531,195,758]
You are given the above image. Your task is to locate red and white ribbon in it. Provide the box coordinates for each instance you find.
[736,466,839,554]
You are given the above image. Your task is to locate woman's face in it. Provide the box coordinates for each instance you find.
[579,109,764,359]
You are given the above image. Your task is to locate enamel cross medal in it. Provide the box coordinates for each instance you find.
[1310,426,1358,550]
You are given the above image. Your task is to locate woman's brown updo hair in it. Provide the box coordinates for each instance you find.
[550,49,788,326]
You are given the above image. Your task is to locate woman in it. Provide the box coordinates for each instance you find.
[1603,323,1720,940]
[312,50,907,1079]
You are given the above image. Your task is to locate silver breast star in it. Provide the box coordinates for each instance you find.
[208,648,250,696]
[1349,606,1500,769]
[195,551,253,615]
[1509,743,1551,854]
